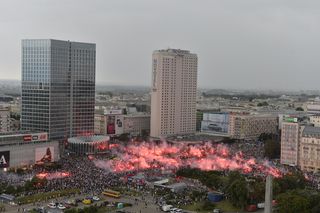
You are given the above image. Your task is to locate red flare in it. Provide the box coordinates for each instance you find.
[96,141,282,177]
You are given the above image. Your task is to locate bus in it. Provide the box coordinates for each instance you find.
[102,189,121,198]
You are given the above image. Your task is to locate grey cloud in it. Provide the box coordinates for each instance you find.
[0,0,320,90]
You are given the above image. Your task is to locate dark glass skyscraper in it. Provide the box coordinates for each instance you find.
[21,39,96,140]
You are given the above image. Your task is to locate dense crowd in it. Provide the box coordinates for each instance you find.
[1,140,320,200]
[45,156,122,194]
[226,140,265,160]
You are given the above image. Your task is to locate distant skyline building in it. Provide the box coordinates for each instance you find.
[150,49,198,138]
[21,39,96,140]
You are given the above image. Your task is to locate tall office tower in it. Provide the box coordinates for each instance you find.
[150,49,198,138]
[21,39,96,140]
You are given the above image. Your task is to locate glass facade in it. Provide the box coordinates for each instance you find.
[21,39,96,141]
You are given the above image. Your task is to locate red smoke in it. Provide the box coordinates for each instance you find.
[94,142,282,178]
[36,171,71,180]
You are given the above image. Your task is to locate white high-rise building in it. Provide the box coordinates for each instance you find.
[150,49,198,138]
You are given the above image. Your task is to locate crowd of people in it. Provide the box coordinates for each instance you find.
[226,140,265,160]
[1,140,320,202]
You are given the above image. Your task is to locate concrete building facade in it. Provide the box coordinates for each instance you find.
[123,114,150,136]
[150,49,198,138]
[299,126,320,172]
[0,131,59,169]
[310,115,320,127]
[94,112,150,137]
[228,114,278,140]
[280,121,300,166]
[0,107,10,133]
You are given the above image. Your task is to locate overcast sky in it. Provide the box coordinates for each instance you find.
[0,0,320,90]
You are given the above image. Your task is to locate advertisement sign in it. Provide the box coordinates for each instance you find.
[24,133,48,142]
[106,115,116,135]
[284,117,298,123]
[152,59,157,90]
[0,151,10,168]
[115,115,124,135]
[23,135,32,142]
[201,113,229,134]
[106,109,123,115]
[35,147,54,164]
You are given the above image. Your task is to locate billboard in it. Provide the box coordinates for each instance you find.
[201,113,229,134]
[35,147,54,164]
[106,115,116,135]
[0,151,10,168]
[106,114,124,135]
[115,115,124,135]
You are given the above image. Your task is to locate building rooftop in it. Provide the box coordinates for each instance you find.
[0,131,46,138]
[68,135,109,143]
[155,49,190,54]
[302,126,320,137]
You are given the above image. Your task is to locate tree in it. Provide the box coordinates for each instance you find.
[277,192,310,213]
[249,181,265,203]
[296,107,304,111]
[227,178,248,209]
[202,200,216,211]
[118,133,130,142]
[311,204,320,213]
[264,139,280,159]
[257,101,269,107]
[4,185,15,194]
[141,130,149,141]
[274,173,306,194]
[259,133,278,141]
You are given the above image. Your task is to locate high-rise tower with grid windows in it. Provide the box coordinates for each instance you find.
[21,39,96,140]
[150,49,198,138]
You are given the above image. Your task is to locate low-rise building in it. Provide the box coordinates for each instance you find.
[67,135,109,155]
[0,131,59,169]
[299,126,320,172]
[9,118,20,132]
[0,107,10,133]
[280,120,300,166]
[123,114,150,136]
[280,118,320,172]
[94,111,150,137]
[94,113,106,135]
[228,114,278,140]
[307,103,320,115]
[310,115,320,127]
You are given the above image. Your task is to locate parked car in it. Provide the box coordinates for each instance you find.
[82,199,92,205]
[47,203,56,209]
[58,204,66,210]
[92,196,100,201]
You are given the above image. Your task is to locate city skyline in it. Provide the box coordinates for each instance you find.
[2,2,320,213]
[1,0,320,90]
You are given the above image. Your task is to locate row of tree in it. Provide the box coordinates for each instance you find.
[176,167,320,212]
[0,176,46,195]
